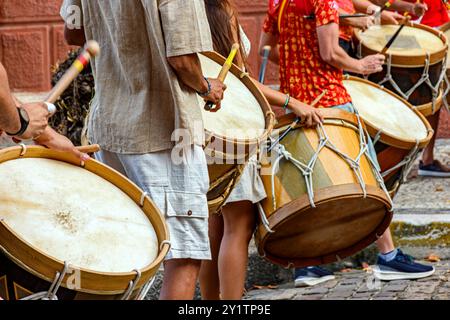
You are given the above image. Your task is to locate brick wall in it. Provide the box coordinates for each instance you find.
[0,0,71,92]
[0,0,447,137]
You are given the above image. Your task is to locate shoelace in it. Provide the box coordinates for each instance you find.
[397,252,415,265]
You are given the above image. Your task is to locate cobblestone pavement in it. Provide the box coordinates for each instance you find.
[244,260,450,300]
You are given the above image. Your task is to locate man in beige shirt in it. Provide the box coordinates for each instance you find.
[61,0,225,300]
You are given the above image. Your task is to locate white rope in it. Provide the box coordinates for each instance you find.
[21,262,70,300]
[19,143,27,156]
[136,277,156,301]
[120,270,141,300]
[256,202,275,233]
[160,240,171,251]
[140,192,148,207]
[381,140,420,179]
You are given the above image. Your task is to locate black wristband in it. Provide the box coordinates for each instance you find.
[197,77,211,97]
[7,107,30,137]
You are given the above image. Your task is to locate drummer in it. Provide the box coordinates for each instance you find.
[389,0,450,177]
[199,0,323,301]
[61,0,226,300]
[0,62,88,160]
[261,0,435,286]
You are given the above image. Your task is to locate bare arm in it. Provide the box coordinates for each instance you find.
[317,22,384,75]
[370,0,427,16]
[0,63,20,133]
[167,54,226,107]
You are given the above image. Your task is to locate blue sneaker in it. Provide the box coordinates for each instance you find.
[294,266,335,287]
[373,249,435,281]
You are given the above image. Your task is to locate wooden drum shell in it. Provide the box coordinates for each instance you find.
[256,109,393,268]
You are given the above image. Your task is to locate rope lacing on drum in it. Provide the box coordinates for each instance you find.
[379,53,446,114]
[269,114,393,212]
[21,262,70,300]
[135,277,157,300]
[256,202,275,233]
[121,269,141,300]
[381,140,421,180]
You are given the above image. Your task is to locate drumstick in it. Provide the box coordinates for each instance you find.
[381,15,411,54]
[76,144,100,154]
[304,13,368,20]
[204,43,240,112]
[374,0,396,19]
[45,40,100,114]
[268,90,327,152]
[259,46,271,84]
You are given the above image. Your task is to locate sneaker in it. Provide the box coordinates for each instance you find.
[372,249,435,281]
[418,160,450,178]
[294,266,335,287]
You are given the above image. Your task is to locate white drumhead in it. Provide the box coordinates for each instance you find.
[343,79,428,141]
[198,55,266,139]
[0,158,159,273]
[359,25,444,56]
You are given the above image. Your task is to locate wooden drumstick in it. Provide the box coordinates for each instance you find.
[259,45,271,84]
[76,144,100,154]
[381,15,411,54]
[45,40,100,114]
[204,43,240,112]
[268,90,327,152]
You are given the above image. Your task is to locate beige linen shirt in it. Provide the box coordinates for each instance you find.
[61,0,213,153]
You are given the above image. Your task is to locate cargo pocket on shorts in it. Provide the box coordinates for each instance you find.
[165,191,209,252]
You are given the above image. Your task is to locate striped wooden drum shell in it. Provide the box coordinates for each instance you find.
[255,109,393,268]
[0,146,170,300]
[199,52,275,214]
[355,23,447,117]
[343,76,433,196]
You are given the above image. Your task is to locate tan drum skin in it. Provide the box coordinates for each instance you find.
[256,109,393,268]
[199,52,275,214]
[343,76,434,196]
[0,146,170,300]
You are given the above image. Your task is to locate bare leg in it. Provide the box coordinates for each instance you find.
[159,259,201,300]
[199,213,224,300]
[219,201,256,300]
[376,228,396,254]
[421,110,440,165]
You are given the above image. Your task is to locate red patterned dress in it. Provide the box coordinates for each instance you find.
[264,0,352,108]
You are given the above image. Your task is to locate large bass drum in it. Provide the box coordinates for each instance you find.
[355,23,447,117]
[256,109,393,268]
[343,76,433,196]
[199,52,275,214]
[0,145,170,300]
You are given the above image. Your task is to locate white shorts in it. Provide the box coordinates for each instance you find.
[225,156,267,204]
[96,145,211,261]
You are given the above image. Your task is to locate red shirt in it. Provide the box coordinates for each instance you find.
[406,0,450,27]
[336,0,356,41]
[264,0,352,108]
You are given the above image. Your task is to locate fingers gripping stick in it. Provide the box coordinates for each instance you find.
[204,43,240,112]
[45,40,101,115]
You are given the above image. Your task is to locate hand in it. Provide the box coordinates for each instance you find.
[16,102,50,140]
[351,16,375,31]
[381,11,404,25]
[289,99,324,128]
[412,3,428,17]
[203,78,227,109]
[358,54,385,75]
[33,127,90,161]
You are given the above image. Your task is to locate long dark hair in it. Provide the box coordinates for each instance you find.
[204,0,247,66]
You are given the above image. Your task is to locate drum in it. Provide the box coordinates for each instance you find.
[198,52,275,214]
[0,145,170,300]
[256,109,393,268]
[355,23,448,116]
[343,76,433,196]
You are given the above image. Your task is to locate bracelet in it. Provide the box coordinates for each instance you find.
[6,107,29,137]
[197,77,211,97]
[283,94,291,110]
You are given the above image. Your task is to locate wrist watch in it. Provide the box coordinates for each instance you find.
[7,107,30,137]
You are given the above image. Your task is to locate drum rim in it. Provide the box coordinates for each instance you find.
[0,145,170,295]
[255,183,393,268]
[343,76,434,150]
[200,52,275,150]
[355,22,448,67]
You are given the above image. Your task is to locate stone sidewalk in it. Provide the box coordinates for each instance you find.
[244,260,450,300]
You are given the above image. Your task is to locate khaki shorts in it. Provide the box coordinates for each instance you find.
[96,145,211,261]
